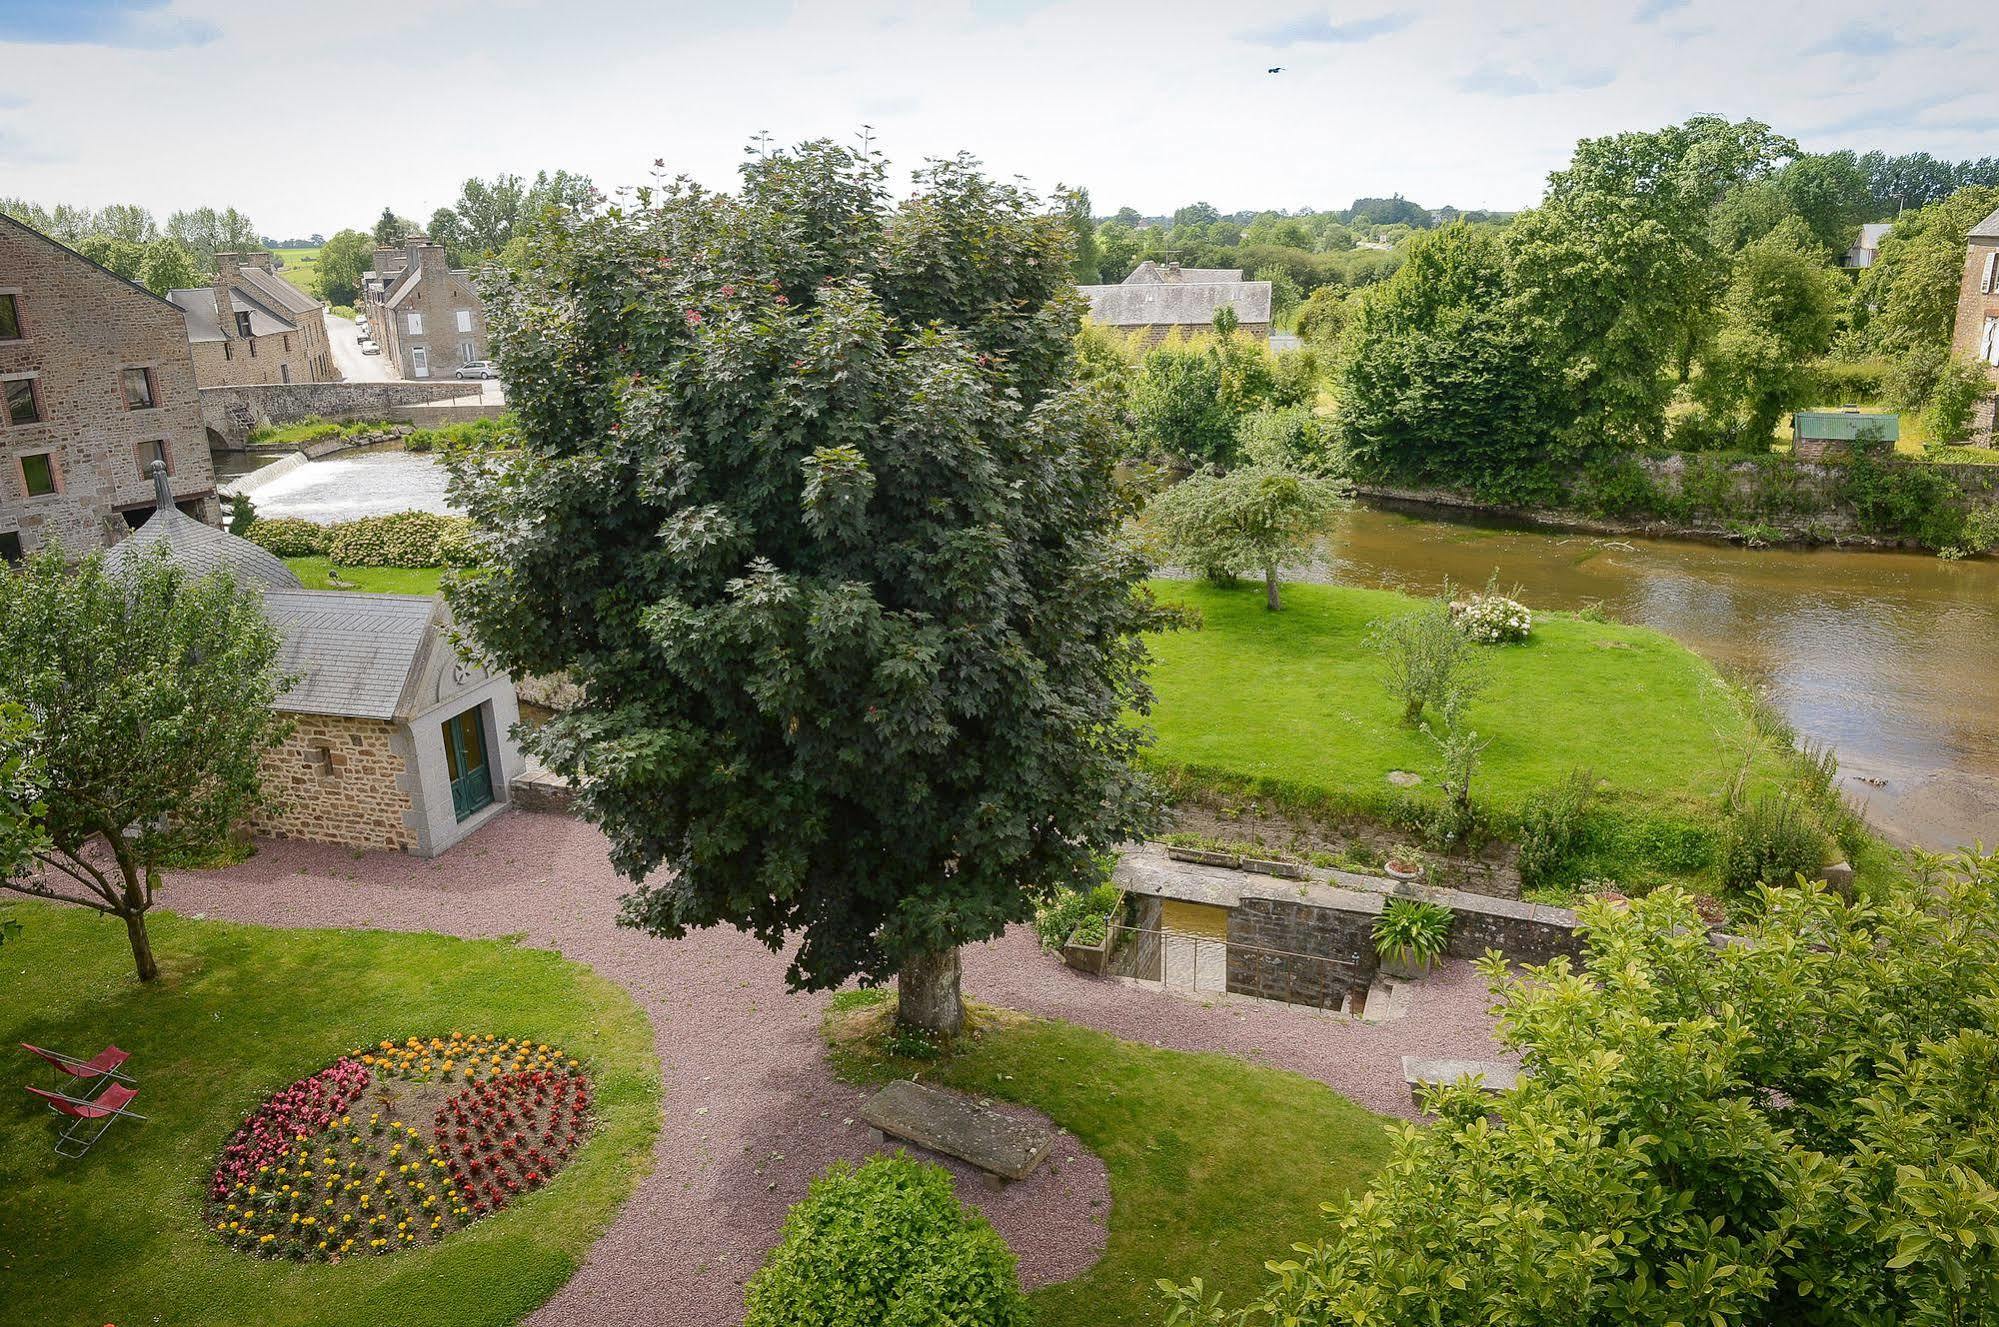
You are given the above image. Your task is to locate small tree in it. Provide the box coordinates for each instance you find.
[0,704,47,947]
[0,550,289,981]
[1368,597,1487,725]
[1144,465,1347,610]
[1923,354,1992,445]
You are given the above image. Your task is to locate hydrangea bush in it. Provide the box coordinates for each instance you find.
[1449,592,1531,643]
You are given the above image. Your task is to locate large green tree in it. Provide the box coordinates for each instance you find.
[0,550,289,981]
[166,205,259,267]
[1858,184,1999,360]
[316,228,376,307]
[1690,217,1843,447]
[1510,116,1794,447]
[1172,856,1999,1326]
[447,142,1161,1034]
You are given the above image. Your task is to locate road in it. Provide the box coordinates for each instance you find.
[326,310,392,383]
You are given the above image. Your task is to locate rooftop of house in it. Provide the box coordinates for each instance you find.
[105,466,302,589]
[1972,207,1999,243]
[1077,277,1274,327]
[1121,260,1245,285]
[166,283,297,343]
[232,262,322,319]
[1854,222,1893,249]
[1794,409,1901,441]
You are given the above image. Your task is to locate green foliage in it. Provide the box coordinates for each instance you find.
[1143,465,1348,608]
[1176,858,1999,1326]
[1033,874,1121,949]
[1294,284,1351,347]
[1688,217,1842,448]
[744,1155,1029,1327]
[1842,451,1966,547]
[1810,355,1893,403]
[1717,791,1831,891]
[325,512,475,568]
[164,205,259,269]
[1371,898,1453,966]
[1516,768,1598,887]
[1367,595,1487,726]
[0,550,290,980]
[1235,405,1342,476]
[244,516,330,557]
[0,705,47,914]
[1130,329,1313,468]
[226,492,256,536]
[1923,355,1993,444]
[316,229,375,307]
[447,140,1161,1002]
[1857,185,1999,362]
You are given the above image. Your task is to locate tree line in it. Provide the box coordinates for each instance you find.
[0,198,259,296]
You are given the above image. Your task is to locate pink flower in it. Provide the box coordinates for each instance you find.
[684,310,704,326]
[720,284,736,297]
[774,294,789,306]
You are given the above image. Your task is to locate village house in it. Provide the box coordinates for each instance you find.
[0,212,218,559]
[1077,260,1274,345]
[1841,222,1893,269]
[1952,205,1999,442]
[167,252,336,389]
[361,235,490,380]
[107,465,525,857]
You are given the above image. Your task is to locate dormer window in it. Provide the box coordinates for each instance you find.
[235,311,253,338]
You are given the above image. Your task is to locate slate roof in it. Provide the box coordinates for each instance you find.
[1855,222,1893,248]
[236,264,322,317]
[1121,260,1244,284]
[166,285,297,342]
[104,478,303,592]
[1078,278,1274,327]
[1972,207,1999,242]
[261,591,442,720]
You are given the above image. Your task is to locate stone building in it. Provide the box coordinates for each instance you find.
[0,212,218,559]
[167,252,335,389]
[1952,205,1999,442]
[107,468,524,857]
[1077,261,1273,345]
[361,236,489,380]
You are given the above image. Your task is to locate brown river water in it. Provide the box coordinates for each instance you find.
[1318,503,1999,853]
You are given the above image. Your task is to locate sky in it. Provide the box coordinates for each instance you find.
[0,0,1993,239]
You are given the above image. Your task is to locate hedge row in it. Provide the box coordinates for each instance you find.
[246,511,474,568]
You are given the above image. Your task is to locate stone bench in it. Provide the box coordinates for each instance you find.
[1401,1056,1521,1106]
[860,1080,1055,1187]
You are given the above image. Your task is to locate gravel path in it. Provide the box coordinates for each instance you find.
[161,810,1502,1325]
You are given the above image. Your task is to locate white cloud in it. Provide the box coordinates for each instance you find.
[0,0,1993,236]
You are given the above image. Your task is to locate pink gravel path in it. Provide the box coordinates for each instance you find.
[160,809,1502,1326]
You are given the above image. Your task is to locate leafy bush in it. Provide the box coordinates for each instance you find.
[1448,587,1531,643]
[1923,355,1992,445]
[1717,791,1830,891]
[1517,768,1597,887]
[244,516,329,557]
[1371,898,1453,967]
[1033,874,1121,949]
[1368,598,1487,725]
[1839,452,1965,548]
[325,512,474,568]
[1810,355,1893,403]
[226,493,256,537]
[744,1155,1029,1327]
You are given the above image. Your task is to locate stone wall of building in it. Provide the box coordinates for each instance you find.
[200,380,491,447]
[186,330,319,390]
[1951,233,1999,388]
[364,238,490,381]
[0,216,217,555]
[253,713,416,852]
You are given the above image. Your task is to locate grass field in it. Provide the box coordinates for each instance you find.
[1776,406,1999,465]
[283,557,446,595]
[0,903,660,1327]
[825,993,1390,1327]
[270,245,322,301]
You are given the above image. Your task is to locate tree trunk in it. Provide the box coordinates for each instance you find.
[124,910,158,983]
[897,947,964,1037]
[1264,564,1282,612]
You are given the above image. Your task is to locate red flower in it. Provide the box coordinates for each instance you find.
[684,310,704,326]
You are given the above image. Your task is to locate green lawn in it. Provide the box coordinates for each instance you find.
[270,246,322,301]
[826,994,1390,1327]
[1144,579,1779,826]
[284,557,445,595]
[0,903,660,1327]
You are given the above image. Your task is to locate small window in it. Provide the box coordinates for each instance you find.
[1985,317,1999,368]
[459,340,477,364]
[406,312,423,335]
[0,531,20,563]
[0,294,20,341]
[280,363,291,383]
[2,377,40,426]
[283,334,291,353]
[122,366,155,410]
[455,309,472,333]
[1985,252,1999,296]
[19,452,57,497]
[235,310,253,337]
[223,341,233,360]
[135,439,169,477]
[411,346,429,378]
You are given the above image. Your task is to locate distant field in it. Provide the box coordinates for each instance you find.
[270,245,322,300]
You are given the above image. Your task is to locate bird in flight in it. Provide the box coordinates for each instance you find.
[1267,66,1285,73]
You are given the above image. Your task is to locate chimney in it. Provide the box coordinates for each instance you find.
[405,233,445,274]
[374,245,406,275]
[216,251,244,282]
[1166,261,1183,280]
[212,268,238,340]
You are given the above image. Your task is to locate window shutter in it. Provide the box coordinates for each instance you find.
[1985,251,1998,295]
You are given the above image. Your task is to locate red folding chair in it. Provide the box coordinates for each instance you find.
[26,1082,146,1158]
[21,1043,133,1090]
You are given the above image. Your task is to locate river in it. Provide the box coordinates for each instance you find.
[220,447,1999,852]
[1325,503,1999,853]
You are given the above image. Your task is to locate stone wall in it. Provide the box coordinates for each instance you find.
[1950,231,1999,391]
[1226,894,1375,1007]
[254,713,415,852]
[0,216,217,555]
[364,239,490,381]
[200,380,490,447]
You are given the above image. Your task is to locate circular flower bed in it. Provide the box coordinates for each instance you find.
[208,1033,593,1261]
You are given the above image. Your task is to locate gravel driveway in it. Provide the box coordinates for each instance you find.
[161,810,1502,1326]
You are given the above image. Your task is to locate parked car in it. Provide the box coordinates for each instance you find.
[454,361,499,380]
[356,330,371,343]
[359,340,380,355]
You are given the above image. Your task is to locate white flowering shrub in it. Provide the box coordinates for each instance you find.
[1450,593,1531,644]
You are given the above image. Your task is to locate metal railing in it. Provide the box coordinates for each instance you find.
[1107,923,1363,1012]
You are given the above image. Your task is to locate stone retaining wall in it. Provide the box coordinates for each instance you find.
[201,382,496,448]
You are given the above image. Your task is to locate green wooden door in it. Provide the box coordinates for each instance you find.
[442,705,493,821]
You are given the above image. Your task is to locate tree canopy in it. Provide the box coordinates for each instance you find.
[447,141,1161,1033]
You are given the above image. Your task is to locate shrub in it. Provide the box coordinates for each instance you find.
[1448,580,1531,644]
[1368,597,1487,725]
[1717,791,1830,891]
[226,493,256,537]
[325,512,474,568]
[744,1155,1029,1327]
[1810,355,1892,403]
[245,516,329,557]
[1517,768,1597,887]
[1923,355,1992,445]
[1372,898,1453,968]
[1032,877,1122,949]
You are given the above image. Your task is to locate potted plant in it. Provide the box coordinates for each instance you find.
[1373,897,1453,980]
[1383,844,1426,883]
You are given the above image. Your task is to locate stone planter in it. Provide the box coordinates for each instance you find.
[1384,859,1425,884]
[1378,947,1438,981]
[1241,856,1307,880]
[1166,846,1239,869]
[1059,923,1114,976]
